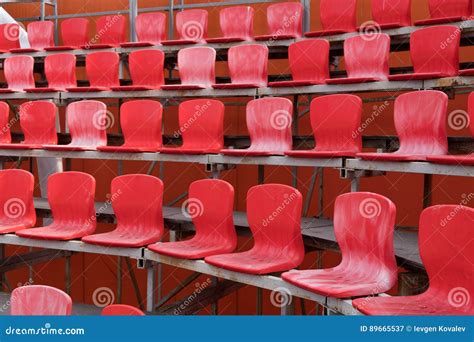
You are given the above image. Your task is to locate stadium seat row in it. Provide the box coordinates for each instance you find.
[1,170,472,315]
[0,91,472,164]
[0,0,472,52]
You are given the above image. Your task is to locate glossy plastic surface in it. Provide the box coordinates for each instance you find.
[162,9,208,45]
[389,26,460,81]
[11,285,72,316]
[327,33,390,84]
[16,172,96,241]
[0,169,36,234]
[305,0,357,37]
[0,56,35,92]
[149,179,237,259]
[269,39,330,87]
[161,47,215,90]
[205,184,304,275]
[121,12,166,47]
[206,6,254,43]
[10,21,54,53]
[254,2,303,40]
[85,15,127,48]
[0,102,11,144]
[98,100,162,152]
[354,205,474,315]
[358,91,448,161]
[112,50,164,91]
[102,305,145,316]
[286,94,362,158]
[212,44,268,89]
[415,0,472,25]
[371,0,412,28]
[160,99,224,154]
[45,18,89,50]
[43,100,107,151]
[26,53,76,92]
[0,24,20,52]
[221,97,293,156]
[283,192,397,297]
[82,175,164,247]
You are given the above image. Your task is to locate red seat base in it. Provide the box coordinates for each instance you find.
[161,39,200,46]
[159,147,218,155]
[82,231,161,247]
[427,154,474,166]
[97,145,160,153]
[0,143,44,150]
[120,41,156,48]
[357,152,435,162]
[205,37,247,43]
[25,87,61,93]
[254,34,299,41]
[16,226,91,241]
[110,86,157,91]
[44,46,78,51]
[269,80,325,87]
[81,44,116,49]
[10,48,40,53]
[0,224,27,234]
[161,84,207,90]
[66,87,110,92]
[43,144,102,151]
[460,69,474,76]
[415,16,466,26]
[305,29,353,37]
[326,77,381,84]
[389,72,449,81]
[212,83,262,89]
[149,240,234,259]
[0,89,16,93]
[221,149,285,156]
[285,150,358,158]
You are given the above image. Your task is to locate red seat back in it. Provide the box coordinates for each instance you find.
[27,21,54,49]
[219,6,254,40]
[371,0,412,27]
[136,12,166,44]
[320,0,357,32]
[128,50,164,88]
[11,285,72,315]
[419,205,474,314]
[288,39,329,84]
[311,94,362,153]
[343,33,390,81]
[265,2,303,38]
[394,91,448,155]
[102,304,145,316]
[428,0,472,20]
[96,15,127,45]
[334,192,398,289]
[177,47,215,87]
[111,174,164,239]
[45,53,77,90]
[120,100,162,149]
[86,51,120,88]
[176,9,208,41]
[67,100,108,148]
[411,26,460,76]
[0,169,36,228]
[178,99,224,152]
[4,55,35,91]
[227,44,268,87]
[0,102,11,144]
[247,184,304,266]
[19,101,57,145]
[0,23,21,50]
[246,97,293,153]
[61,18,89,47]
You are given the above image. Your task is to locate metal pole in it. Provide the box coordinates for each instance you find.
[117,256,122,304]
[256,288,262,315]
[146,262,156,312]
[129,0,138,42]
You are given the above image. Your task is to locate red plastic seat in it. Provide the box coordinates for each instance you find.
[269,39,330,87]
[11,285,72,315]
[460,69,474,76]
[149,179,237,259]
[415,0,472,26]
[111,50,164,91]
[0,101,57,150]
[161,47,215,90]
[221,97,293,156]
[389,26,460,81]
[327,34,390,84]
[45,18,89,51]
[212,44,268,89]
[305,0,357,37]
[83,15,127,49]
[82,175,164,247]
[160,99,224,154]
[26,54,76,93]
[205,184,304,275]
[102,304,145,316]
[43,100,107,151]
[0,56,35,93]
[354,205,474,315]
[162,9,208,45]
[0,169,36,235]
[10,21,54,53]
[357,90,448,161]
[16,172,96,241]
[206,6,254,43]
[254,2,303,41]
[286,95,362,158]
[98,100,162,152]
[427,92,474,165]
[67,51,119,92]
[120,12,166,47]
[0,23,21,52]
[369,0,412,29]
[283,192,397,297]
[0,102,12,144]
